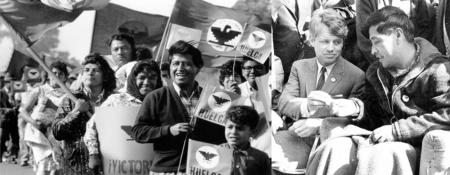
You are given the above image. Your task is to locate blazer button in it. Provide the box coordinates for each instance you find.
[331,77,336,82]
[402,95,410,103]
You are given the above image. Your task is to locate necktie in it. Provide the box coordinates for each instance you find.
[316,67,326,90]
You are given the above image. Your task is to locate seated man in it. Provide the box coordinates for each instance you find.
[308,6,450,175]
[275,8,365,170]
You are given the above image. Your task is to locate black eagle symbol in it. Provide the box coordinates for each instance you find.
[251,33,265,43]
[121,125,134,141]
[209,25,241,47]
[212,95,230,105]
[13,82,23,89]
[28,70,39,79]
[199,150,217,161]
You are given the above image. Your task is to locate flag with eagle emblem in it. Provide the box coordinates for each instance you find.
[157,0,271,67]
[12,80,26,93]
[187,139,232,175]
[194,84,245,127]
[237,25,272,64]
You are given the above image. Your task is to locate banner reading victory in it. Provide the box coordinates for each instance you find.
[95,107,154,175]
[187,139,232,175]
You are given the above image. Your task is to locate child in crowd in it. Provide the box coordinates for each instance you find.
[223,105,271,175]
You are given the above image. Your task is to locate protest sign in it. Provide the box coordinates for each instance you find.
[237,25,272,64]
[95,106,154,175]
[187,139,232,175]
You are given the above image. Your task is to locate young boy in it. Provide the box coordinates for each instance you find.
[223,105,271,175]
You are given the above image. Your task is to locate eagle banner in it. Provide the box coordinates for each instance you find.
[90,4,168,55]
[166,23,202,49]
[24,67,42,83]
[157,0,271,67]
[194,84,244,126]
[12,81,26,93]
[95,106,154,175]
[187,139,232,175]
[237,25,272,64]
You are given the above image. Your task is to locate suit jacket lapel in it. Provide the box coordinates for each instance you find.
[321,57,344,94]
[305,58,318,94]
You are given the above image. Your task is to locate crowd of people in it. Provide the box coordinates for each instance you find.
[0,31,272,175]
[0,0,450,175]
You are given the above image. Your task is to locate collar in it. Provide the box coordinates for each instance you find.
[378,40,438,89]
[172,82,201,98]
[122,92,142,104]
[82,86,106,105]
[316,59,336,75]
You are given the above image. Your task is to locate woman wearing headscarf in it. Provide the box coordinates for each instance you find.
[84,60,163,172]
[52,53,116,175]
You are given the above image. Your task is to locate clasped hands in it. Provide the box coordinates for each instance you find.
[306,91,358,117]
[289,91,359,137]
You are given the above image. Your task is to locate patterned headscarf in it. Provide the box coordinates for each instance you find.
[126,60,163,101]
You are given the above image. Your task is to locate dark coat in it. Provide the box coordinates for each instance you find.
[356,38,450,145]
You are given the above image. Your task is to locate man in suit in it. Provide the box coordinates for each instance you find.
[274,8,365,171]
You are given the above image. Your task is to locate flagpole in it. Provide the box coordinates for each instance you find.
[0,15,77,101]
[156,1,174,65]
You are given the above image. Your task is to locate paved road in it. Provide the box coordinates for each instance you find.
[0,163,34,175]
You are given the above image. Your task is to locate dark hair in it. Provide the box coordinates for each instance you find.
[219,60,243,86]
[127,60,163,101]
[107,33,137,60]
[363,6,415,42]
[82,53,117,93]
[168,40,203,68]
[49,61,69,76]
[225,105,259,130]
[136,46,153,61]
[160,62,170,71]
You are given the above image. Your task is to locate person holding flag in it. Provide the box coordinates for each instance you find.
[19,61,70,175]
[218,60,244,94]
[52,54,116,175]
[83,60,163,172]
[132,40,204,175]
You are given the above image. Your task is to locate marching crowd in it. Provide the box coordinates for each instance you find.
[0,32,272,175]
[1,0,450,175]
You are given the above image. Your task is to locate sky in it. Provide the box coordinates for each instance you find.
[54,0,237,64]
[0,0,238,72]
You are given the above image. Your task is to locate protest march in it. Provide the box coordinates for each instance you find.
[1,0,450,175]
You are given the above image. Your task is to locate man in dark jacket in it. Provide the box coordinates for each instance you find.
[131,40,225,174]
[307,6,450,175]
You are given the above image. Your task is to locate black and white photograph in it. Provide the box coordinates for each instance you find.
[0,0,449,175]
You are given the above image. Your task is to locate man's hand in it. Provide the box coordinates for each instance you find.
[88,154,102,173]
[370,125,395,143]
[73,99,90,113]
[170,123,191,136]
[307,91,332,114]
[330,99,359,117]
[288,119,323,137]
[223,80,241,95]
